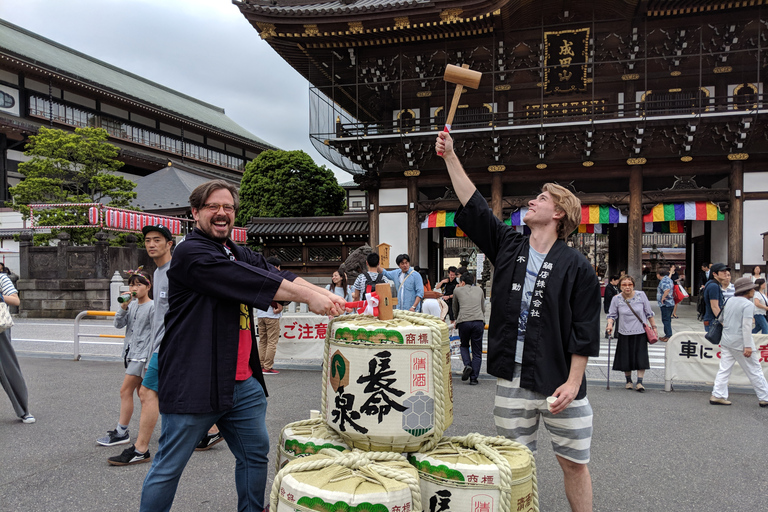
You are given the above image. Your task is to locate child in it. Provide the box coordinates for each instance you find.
[97,269,154,446]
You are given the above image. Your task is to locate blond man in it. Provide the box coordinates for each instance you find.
[436,132,600,512]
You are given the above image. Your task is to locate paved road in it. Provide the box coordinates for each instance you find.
[2,356,766,512]
[8,302,760,511]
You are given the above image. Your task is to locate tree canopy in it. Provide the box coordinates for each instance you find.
[10,126,137,246]
[236,150,345,225]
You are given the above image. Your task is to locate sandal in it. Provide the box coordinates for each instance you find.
[635,383,645,392]
[672,315,679,319]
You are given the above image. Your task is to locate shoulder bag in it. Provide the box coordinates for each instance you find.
[704,299,728,345]
[0,293,14,334]
[623,296,658,344]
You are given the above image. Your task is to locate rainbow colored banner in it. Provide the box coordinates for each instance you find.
[512,205,626,226]
[421,211,464,236]
[643,202,724,222]
[581,205,626,225]
[423,212,514,237]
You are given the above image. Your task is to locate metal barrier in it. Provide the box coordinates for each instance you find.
[73,310,123,361]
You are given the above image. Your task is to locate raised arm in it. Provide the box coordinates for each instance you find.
[435,132,476,206]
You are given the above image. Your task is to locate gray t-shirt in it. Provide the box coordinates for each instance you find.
[515,247,547,364]
[115,300,155,362]
[151,261,170,354]
[353,271,392,293]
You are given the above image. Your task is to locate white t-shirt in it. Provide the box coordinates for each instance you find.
[754,291,767,316]
[515,247,547,364]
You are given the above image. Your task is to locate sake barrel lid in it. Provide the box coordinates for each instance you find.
[271,450,422,511]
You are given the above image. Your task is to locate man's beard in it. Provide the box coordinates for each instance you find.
[206,216,232,242]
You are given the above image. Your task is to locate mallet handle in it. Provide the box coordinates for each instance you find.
[437,83,465,156]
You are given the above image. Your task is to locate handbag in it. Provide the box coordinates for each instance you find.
[673,284,685,304]
[704,299,728,345]
[0,294,14,334]
[624,297,658,344]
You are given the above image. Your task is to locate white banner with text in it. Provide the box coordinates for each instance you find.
[665,331,768,388]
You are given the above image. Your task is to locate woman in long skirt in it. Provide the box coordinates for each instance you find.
[606,275,657,392]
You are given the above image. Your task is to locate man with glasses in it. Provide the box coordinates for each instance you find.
[140,180,345,512]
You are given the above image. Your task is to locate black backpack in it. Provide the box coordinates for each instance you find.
[696,294,706,321]
[362,272,385,300]
[698,281,719,321]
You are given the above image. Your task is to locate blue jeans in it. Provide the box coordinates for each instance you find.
[458,320,484,381]
[140,377,269,512]
[659,305,673,338]
[753,314,768,334]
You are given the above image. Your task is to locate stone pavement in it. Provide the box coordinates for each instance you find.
[2,343,767,512]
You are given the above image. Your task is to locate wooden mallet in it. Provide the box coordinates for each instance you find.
[437,64,482,156]
[375,283,398,321]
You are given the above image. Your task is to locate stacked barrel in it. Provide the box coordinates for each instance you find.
[269,311,539,512]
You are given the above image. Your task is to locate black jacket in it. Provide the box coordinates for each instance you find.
[158,228,296,414]
[456,191,600,399]
[603,284,619,314]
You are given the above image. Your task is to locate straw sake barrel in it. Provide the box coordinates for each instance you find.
[270,449,422,512]
[276,418,350,472]
[409,433,539,512]
[321,311,453,453]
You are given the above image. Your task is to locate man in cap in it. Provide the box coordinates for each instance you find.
[108,224,175,465]
[709,276,768,407]
[702,263,730,332]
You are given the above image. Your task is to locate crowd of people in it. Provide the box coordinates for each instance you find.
[4,162,768,512]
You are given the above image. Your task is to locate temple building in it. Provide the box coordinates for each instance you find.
[236,0,768,287]
[0,18,276,269]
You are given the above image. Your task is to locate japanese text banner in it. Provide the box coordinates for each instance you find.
[665,331,768,388]
[544,28,590,94]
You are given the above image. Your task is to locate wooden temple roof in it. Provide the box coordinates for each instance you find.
[246,214,369,237]
[0,19,277,151]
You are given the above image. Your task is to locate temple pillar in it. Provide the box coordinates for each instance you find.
[728,160,743,275]
[491,172,503,220]
[628,164,644,280]
[407,175,419,262]
[368,188,379,249]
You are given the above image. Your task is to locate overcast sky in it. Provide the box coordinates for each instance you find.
[0,0,354,183]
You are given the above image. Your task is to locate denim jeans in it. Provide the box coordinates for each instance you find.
[140,377,269,512]
[752,314,768,334]
[659,305,673,338]
[458,320,484,381]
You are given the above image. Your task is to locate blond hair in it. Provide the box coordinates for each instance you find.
[541,183,581,239]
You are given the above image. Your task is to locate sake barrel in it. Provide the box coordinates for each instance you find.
[409,433,539,512]
[321,311,453,453]
[276,418,349,472]
[270,450,422,512]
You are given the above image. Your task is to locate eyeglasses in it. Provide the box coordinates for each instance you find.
[201,203,235,214]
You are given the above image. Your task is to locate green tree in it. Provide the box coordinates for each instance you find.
[10,126,137,246]
[237,149,345,225]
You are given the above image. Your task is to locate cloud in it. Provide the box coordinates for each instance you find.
[0,0,353,182]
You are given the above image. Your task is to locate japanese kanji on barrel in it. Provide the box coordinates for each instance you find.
[270,450,422,512]
[321,311,453,453]
[410,433,539,512]
[276,418,349,473]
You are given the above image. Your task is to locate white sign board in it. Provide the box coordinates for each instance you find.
[271,314,328,361]
[665,331,768,389]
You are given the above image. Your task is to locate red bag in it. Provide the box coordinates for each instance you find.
[673,284,685,304]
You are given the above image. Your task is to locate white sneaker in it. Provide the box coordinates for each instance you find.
[21,414,36,424]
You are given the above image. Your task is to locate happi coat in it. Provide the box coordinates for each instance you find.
[455,191,601,399]
[158,228,296,414]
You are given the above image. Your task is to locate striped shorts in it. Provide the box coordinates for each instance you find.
[494,364,593,464]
